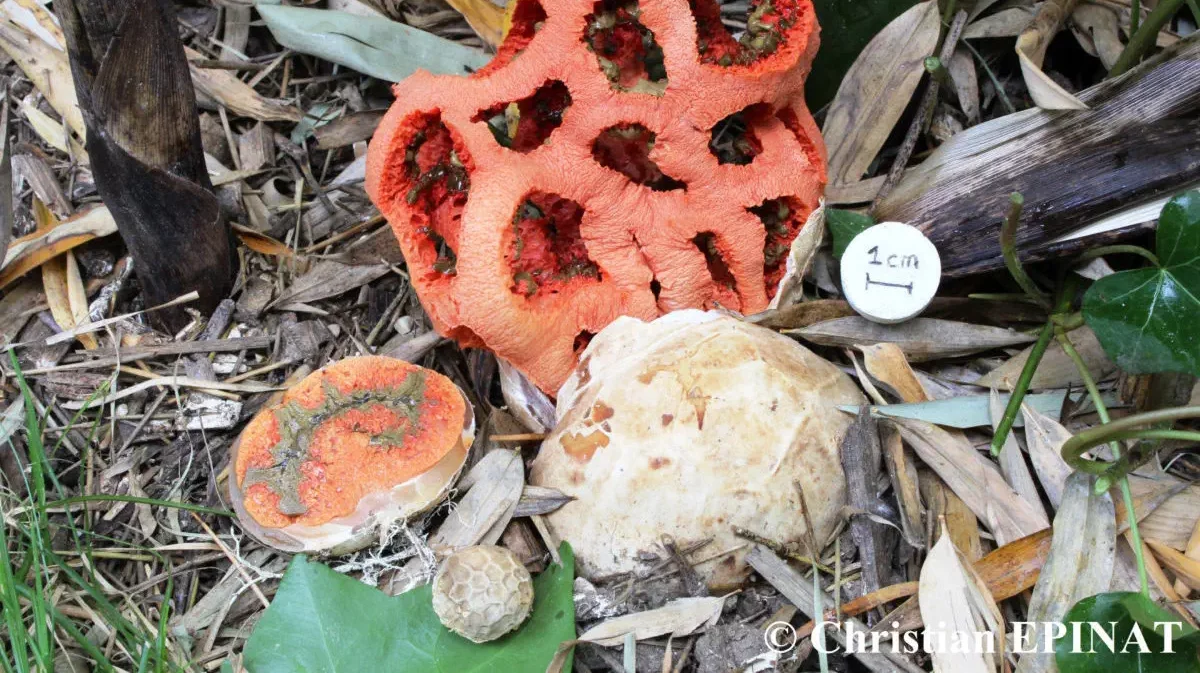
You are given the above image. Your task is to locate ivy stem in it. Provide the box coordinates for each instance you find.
[1110,0,1187,77]
[990,321,1054,457]
[1000,193,1052,309]
[1061,405,1200,471]
[1076,244,1160,267]
[1056,332,1150,597]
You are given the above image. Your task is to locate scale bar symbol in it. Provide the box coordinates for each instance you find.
[865,273,913,295]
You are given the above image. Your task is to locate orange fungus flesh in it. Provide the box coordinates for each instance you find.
[234,357,467,530]
[366,0,826,393]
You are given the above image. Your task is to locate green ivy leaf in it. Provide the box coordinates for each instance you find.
[806,0,921,110]
[244,544,576,673]
[827,208,875,259]
[1082,190,1200,376]
[1055,592,1200,673]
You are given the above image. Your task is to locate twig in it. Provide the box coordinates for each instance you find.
[870,10,968,214]
[189,513,269,608]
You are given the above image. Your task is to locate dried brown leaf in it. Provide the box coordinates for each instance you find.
[892,417,1050,545]
[794,317,1036,361]
[578,596,727,647]
[1147,541,1200,592]
[977,327,1116,390]
[823,0,940,186]
[1015,472,1115,673]
[918,524,1004,673]
[1020,404,1074,509]
[1016,0,1090,109]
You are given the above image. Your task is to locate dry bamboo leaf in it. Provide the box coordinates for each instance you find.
[1071,3,1124,69]
[947,49,981,124]
[233,225,295,258]
[34,200,94,350]
[0,278,41,343]
[269,259,390,307]
[498,357,555,433]
[990,389,1049,524]
[922,471,984,561]
[747,299,858,329]
[882,423,925,549]
[963,5,1039,38]
[1016,0,1089,109]
[1015,472,1115,673]
[17,97,84,159]
[918,524,1004,673]
[1174,520,1200,597]
[823,0,940,186]
[578,596,727,647]
[443,0,505,46]
[1147,541,1200,592]
[0,18,84,139]
[0,205,112,290]
[768,202,825,309]
[859,342,930,403]
[793,317,1036,361]
[185,47,301,123]
[826,176,886,205]
[1139,484,1200,551]
[976,326,1116,390]
[1020,404,1074,509]
[219,5,250,61]
[0,0,61,46]
[892,417,1050,545]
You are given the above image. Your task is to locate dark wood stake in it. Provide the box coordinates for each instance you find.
[56,0,235,331]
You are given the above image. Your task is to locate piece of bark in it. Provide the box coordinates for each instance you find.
[56,0,235,331]
[877,37,1200,276]
[841,408,892,596]
[238,122,275,172]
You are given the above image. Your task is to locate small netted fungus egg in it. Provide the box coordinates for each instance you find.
[431,545,535,643]
[531,310,865,588]
[230,356,474,555]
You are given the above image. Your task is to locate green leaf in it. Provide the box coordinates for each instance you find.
[837,390,1101,429]
[244,544,576,673]
[806,0,921,110]
[1083,190,1200,376]
[1055,592,1200,673]
[256,5,492,83]
[827,209,875,259]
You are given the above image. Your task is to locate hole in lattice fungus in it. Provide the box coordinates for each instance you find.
[709,104,769,165]
[690,0,807,66]
[583,0,668,95]
[400,112,471,278]
[479,0,547,74]
[592,124,686,191]
[509,192,602,298]
[574,330,596,354]
[693,232,738,308]
[650,278,662,300]
[473,81,572,153]
[750,196,809,300]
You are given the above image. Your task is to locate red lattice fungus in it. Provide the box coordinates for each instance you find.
[367,0,825,393]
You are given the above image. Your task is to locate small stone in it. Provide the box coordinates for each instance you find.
[840,221,941,324]
[431,545,534,643]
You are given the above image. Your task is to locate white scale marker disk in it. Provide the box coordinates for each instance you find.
[840,222,941,324]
